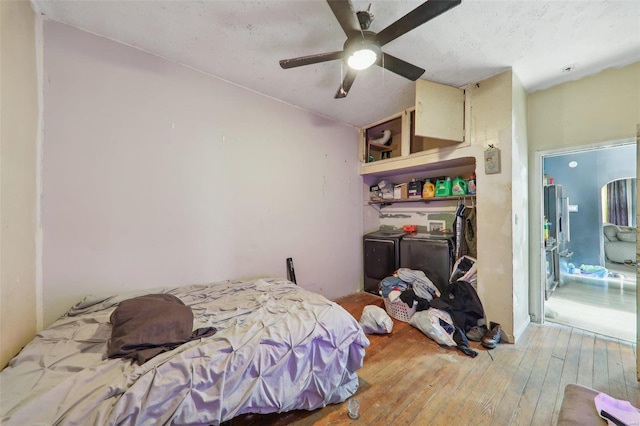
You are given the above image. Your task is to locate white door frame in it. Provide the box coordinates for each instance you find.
[636,124,640,381]
[530,137,636,325]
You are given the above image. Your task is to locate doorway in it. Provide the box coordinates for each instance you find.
[541,143,637,342]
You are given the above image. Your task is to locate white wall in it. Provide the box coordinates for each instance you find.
[42,21,362,326]
[0,1,39,367]
[527,62,640,321]
[511,73,530,336]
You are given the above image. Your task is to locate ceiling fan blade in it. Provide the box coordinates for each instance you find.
[334,68,358,99]
[279,51,344,69]
[326,0,361,37]
[378,53,425,81]
[377,0,461,47]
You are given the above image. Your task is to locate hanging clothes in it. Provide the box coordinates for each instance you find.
[464,206,477,258]
[454,203,465,260]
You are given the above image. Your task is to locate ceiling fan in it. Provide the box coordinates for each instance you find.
[279,0,462,99]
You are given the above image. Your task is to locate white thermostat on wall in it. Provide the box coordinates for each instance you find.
[484,145,501,174]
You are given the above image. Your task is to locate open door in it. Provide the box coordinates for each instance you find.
[636,124,640,381]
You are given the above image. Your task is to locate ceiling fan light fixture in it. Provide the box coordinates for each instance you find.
[344,37,380,71]
[279,0,462,98]
[347,47,378,70]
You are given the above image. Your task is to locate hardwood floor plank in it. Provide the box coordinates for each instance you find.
[531,324,572,425]
[531,350,565,425]
[360,345,453,424]
[592,334,610,394]
[491,323,549,426]
[606,337,629,402]
[551,327,583,424]
[551,323,572,360]
[227,293,638,426]
[392,350,487,424]
[509,323,560,425]
[348,331,433,422]
[421,350,499,425]
[443,325,538,426]
[576,331,595,388]
[619,340,640,406]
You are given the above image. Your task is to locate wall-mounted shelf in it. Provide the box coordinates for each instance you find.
[368,142,394,152]
[369,194,476,207]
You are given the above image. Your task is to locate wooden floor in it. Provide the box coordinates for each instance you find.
[545,267,637,342]
[230,292,638,426]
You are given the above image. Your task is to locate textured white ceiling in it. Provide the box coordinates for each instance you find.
[32,0,640,128]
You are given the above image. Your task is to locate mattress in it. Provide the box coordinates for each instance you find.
[0,278,369,425]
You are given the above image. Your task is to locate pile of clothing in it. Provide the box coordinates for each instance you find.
[379,260,497,358]
[379,268,440,311]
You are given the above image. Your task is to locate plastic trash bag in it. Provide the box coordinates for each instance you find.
[408,308,457,346]
[449,255,477,288]
[359,305,394,334]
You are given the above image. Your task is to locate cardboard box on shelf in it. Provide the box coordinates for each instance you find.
[394,183,408,200]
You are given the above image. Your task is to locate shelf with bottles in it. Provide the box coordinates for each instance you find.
[368,171,477,207]
[369,194,476,207]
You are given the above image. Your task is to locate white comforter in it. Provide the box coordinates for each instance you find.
[0,278,369,425]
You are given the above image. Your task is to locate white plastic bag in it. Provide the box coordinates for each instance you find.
[408,308,457,346]
[449,256,477,289]
[359,305,394,334]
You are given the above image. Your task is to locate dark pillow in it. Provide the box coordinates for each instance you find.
[108,293,194,364]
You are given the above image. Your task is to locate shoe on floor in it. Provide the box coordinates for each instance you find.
[481,321,501,349]
[466,325,488,342]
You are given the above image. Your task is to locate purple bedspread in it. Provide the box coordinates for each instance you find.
[0,278,369,425]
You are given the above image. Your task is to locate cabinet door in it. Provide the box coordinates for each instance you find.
[415,79,464,142]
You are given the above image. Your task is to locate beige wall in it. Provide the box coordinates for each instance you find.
[42,22,363,325]
[512,73,530,336]
[0,1,39,368]
[467,70,519,341]
[528,62,640,151]
[527,61,640,321]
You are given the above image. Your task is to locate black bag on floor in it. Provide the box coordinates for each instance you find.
[430,280,486,335]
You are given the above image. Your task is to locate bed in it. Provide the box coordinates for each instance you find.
[0,278,369,425]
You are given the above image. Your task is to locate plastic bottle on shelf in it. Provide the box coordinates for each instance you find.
[544,216,549,241]
[452,176,468,195]
[467,173,477,195]
[435,177,452,197]
[422,179,435,198]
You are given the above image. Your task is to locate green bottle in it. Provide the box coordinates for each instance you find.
[452,176,468,195]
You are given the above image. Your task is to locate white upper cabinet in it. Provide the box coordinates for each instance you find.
[415,79,464,142]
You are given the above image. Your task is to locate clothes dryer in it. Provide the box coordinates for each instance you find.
[363,230,405,295]
[400,233,454,293]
